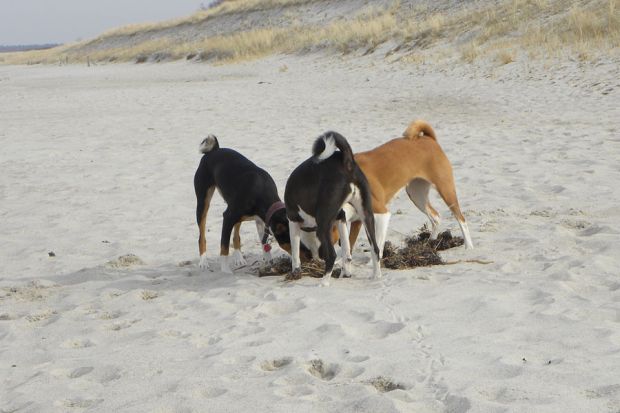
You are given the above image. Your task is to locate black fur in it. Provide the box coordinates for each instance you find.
[285,131,380,276]
[194,137,310,259]
[312,131,354,172]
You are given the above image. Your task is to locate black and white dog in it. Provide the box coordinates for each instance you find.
[284,131,382,286]
[194,134,311,273]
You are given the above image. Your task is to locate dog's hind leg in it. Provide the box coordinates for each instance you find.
[348,220,362,254]
[231,222,247,267]
[406,178,441,240]
[288,220,302,277]
[196,186,216,270]
[220,209,243,273]
[318,222,338,287]
[361,212,382,279]
[336,211,353,277]
[352,179,382,279]
[432,174,474,249]
[373,212,391,259]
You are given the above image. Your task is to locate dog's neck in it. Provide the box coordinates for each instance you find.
[264,201,285,227]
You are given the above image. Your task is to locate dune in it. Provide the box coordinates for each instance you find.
[1,1,620,410]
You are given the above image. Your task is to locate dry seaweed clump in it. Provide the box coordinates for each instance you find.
[257,256,341,280]
[256,227,464,277]
[381,228,464,270]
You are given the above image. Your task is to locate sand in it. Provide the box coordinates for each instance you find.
[1,55,619,412]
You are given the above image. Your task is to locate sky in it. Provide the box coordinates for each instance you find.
[0,0,209,45]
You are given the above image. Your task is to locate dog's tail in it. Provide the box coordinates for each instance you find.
[403,120,436,140]
[199,134,219,154]
[312,131,354,172]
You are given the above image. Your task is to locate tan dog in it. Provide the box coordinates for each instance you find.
[347,120,474,255]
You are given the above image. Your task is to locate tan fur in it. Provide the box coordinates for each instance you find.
[233,222,242,250]
[403,120,436,140]
[198,186,216,256]
[350,119,467,247]
[220,244,229,256]
[231,215,258,251]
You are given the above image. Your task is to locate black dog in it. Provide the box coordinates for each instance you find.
[284,131,382,286]
[194,135,310,273]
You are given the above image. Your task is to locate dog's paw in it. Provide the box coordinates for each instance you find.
[220,257,233,274]
[231,250,246,267]
[342,258,353,277]
[320,271,334,287]
[199,254,209,270]
[288,267,302,280]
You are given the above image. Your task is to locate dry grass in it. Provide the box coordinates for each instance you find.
[1,7,396,65]
[0,43,74,65]
[464,0,620,62]
[1,0,618,65]
[96,0,312,38]
[461,42,480,64]
[497,49,516,64]
[257,227,465,279]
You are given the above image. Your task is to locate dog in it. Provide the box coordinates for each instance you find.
[347,120,474,256]
[284,131,382,286]
[194,134,311,273]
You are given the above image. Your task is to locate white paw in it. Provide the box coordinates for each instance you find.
[231,250,246,267]
[465,240,474,250]
[220,256,233,274]
[320,272,333,287]
[342,258,352,277]
[199,254,209,270]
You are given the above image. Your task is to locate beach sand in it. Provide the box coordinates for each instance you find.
[1,55,619,412]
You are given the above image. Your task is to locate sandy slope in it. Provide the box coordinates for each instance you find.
[1,56,620,412]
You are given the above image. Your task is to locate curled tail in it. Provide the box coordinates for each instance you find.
[199,134,220,154]
[403,120,436,140]
[312,131,354,172]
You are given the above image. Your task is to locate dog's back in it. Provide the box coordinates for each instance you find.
[194,136,278,207]
[285,131,382,283]
[285,132,359,222]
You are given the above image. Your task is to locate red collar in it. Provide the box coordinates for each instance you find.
[265,201,286,227]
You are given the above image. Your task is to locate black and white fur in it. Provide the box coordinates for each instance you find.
[194,134,310,273]
[284,131,382,286]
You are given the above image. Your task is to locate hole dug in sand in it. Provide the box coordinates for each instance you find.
[306,359,339,381]
[106,254,145,268]
[366,376,407,393]
[258,257,342,279]
[140,290,159,300]
[257,227,467,278]
[260,357,293,371]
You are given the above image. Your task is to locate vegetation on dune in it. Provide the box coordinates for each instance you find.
[0,0,617,65]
